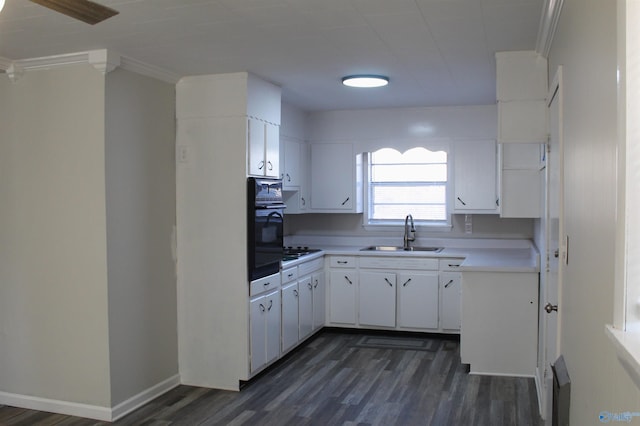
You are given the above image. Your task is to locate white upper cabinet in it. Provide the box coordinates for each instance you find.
[281,137,302,188]
[496,51,548,144]
[499,143,544,218]
[248,118,280,178]
[453,139,498,213]
[310,143,363,213]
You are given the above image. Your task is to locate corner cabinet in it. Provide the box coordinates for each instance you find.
[310,143,363,213]
[453,140,498,213]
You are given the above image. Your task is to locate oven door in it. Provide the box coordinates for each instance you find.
[248,206,284,281]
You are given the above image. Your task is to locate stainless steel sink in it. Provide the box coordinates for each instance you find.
[360,245,443,253]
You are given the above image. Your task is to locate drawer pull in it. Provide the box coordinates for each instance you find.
[263,281,270,287]
[344,276,353,285]
[337,260,348,264]
[444,279,454,288]
[448,264,459,268]
[287,273,294,278]
[402,278,412,287]
[384,277,393,287]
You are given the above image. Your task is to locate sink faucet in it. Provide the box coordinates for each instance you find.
[403,214,416,250]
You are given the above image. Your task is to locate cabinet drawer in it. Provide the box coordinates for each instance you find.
[439,258,464,271]
[250,272,281,296]
[281,267,298,284]
[359,256,438,270]
[329,256,357,268]
[298,257,324,277]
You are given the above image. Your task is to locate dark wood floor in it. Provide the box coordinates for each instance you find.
[0,330,542,425]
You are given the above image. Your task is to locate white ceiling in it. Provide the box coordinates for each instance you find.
[0,0,544,111]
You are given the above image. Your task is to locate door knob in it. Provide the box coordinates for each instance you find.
[544,303,558,313]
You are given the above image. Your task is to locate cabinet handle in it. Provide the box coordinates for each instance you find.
[259,303,265,312]
[267,161,273,171]
[341,197,350,206]
[448,264,459,268]
[264,282,270,287]
[308,282,313,290]
[344,276,353,285]
[402,278,412,287]
[287,273,294,279]
[286,173,291,182]
[457,197,466,206]
[301,197,306,206]
[258,160,265,170]
[293,289,298,297]
[496,198,500,207]
[314,279,318,288]
[337,261,348,265]
[384,277,393,287]
[267,299,273,311]
[444,279,454,288]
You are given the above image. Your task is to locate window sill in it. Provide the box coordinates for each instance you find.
[606,325,640,390]
[362,223,453,233]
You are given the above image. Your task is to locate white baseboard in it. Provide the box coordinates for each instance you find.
[0,374,180,422]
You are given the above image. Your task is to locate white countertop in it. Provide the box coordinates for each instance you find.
[283,237,540,273]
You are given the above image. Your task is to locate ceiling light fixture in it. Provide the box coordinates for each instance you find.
[342,75,389,88]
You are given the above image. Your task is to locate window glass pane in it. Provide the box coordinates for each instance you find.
[371,164,447,182]
[368,146,449,224]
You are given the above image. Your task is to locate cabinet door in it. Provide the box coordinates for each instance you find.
[329,270,357,324]
[281,283,299,353]
[282,138,301,188]
[312,271,326,330]
[265,123,280,178]
[249,295,267,372]
[441,272,461,331]
[248,118,266,176]
[298,276,313,339]
[359,271,396,327]
[265,290,281,364]
[454,140,497,212]
[310,144,355,211]
[398,272,439,329]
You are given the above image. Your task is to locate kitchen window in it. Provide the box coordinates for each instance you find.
[366,147,450,227]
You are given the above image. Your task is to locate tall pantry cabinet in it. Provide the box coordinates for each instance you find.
[176,72,281,390]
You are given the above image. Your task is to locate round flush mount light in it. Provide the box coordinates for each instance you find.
[342,75,389,88]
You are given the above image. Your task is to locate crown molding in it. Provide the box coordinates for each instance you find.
[0,49,180,84]
[536,0,565,58]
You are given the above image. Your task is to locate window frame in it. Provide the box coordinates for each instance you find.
[362,146,453,231]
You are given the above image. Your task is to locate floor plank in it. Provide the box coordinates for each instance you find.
[0,330,543,425]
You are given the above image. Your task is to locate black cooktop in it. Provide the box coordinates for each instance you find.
[282,246,321,261]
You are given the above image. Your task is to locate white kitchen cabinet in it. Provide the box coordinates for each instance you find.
[312,270,326,330]
[460,271,538,376]
[498,100,548,144]
[328,256,358,325]
[453,140,498,213]
[499,143,543,218]
[249,289,281,374]
[397,272,439,329]
[281,282,299,353]
[281,137,301,189]
[248,118,280,178]
[359,271,396,328]
[440,272,461,331]
[310,143,363,213]
[298,275,313,339]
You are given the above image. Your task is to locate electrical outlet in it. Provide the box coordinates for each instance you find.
[177,146,189,163]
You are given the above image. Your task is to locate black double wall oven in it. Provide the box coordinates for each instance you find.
[247,177,285,281]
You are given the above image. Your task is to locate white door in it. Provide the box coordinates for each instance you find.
[540,68,564,423]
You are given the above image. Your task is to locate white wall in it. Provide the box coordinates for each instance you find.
[0,65,112,406]
[104,68,178,406]
[548,0,640,423]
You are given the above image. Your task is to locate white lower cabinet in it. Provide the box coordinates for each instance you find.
[312,271,326,330]
[281,282,299,353]
[359,270,396,327]
[397,272,439,329]
[298,275,313,339]
[329,270,357,324]
[249,289,281,374]
[440,272,461,331]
